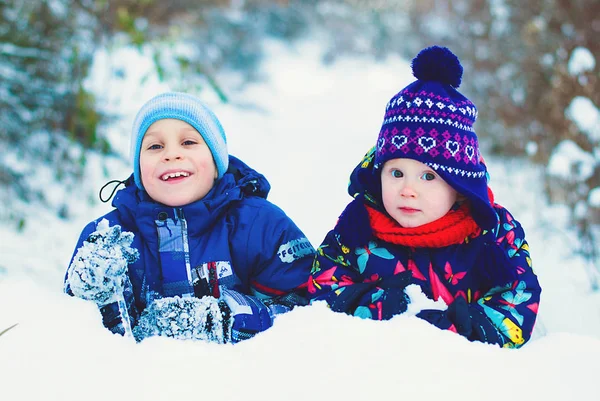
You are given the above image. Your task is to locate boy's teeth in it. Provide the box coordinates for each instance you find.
[162,172,190,180]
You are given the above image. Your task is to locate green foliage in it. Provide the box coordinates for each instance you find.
[69,85,102,148]
[115,6,147,47]
[1,0,104,216]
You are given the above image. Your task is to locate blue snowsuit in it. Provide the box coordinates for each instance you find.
[309,149,541,348]
[66,156,314,342]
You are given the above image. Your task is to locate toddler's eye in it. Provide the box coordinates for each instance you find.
[148,144,162,150]
[391,170,403,178]
[421,172,436,181]
[183,140,197,146]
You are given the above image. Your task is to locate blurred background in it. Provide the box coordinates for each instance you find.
[1,0,599,311]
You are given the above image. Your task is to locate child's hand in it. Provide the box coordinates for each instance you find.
[446,296,502,345]
[330,271,412,318]
[219,287,276,342]
[66,219,139,306]
[133,296,232,344]
[377,272,412,319]
[418,297,503,345]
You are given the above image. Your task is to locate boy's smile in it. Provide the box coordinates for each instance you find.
[140,119,218,207]
[381,158,459,228]
[160,170,191,181]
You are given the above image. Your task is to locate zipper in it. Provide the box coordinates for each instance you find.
[177,207,194,298]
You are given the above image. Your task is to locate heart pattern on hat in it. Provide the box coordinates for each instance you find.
[418,137,436,152]
[465,145,475,160]
[446,141,460,156]
[391,135,408,149]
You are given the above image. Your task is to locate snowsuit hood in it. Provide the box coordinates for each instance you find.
[112,154,271,235]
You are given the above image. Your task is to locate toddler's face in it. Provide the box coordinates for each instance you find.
[381,158,459,228]
[140,119,217,206]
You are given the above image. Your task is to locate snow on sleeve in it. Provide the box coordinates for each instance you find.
[66,219,139,306]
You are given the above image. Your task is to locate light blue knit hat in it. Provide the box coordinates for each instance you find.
[130,92,229,190]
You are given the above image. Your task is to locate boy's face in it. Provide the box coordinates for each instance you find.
[381,158,459,228]
[140,119,218,207]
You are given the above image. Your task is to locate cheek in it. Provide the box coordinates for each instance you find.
[199,155,217,177]
[446,186,459,204]
[380,180,396,211]
[139,155,158,187]
[193,159,217,184]
[139,157,152,176]
[380,181,390,202]
[200,158,214,170]
[381,177,399,197]
[437,188,459,211]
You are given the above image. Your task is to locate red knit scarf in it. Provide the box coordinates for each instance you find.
[365,203,481,248]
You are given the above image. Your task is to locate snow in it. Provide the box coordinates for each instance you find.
[568,46,596,76]
[566,96,600,142]
[1,36,600,401]
[0,279,599,401]
[547,139,595,180]
[590,187,600,207]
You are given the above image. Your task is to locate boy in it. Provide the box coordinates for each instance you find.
[66,92,314,343]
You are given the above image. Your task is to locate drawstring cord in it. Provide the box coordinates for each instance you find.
[99,179,127,203]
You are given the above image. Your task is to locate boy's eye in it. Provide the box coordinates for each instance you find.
[182,140,197,146]
[391,170,403,178]
[148,144,162,150]
[421,172,436,181]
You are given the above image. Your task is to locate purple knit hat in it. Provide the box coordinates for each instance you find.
[374,46,496,229]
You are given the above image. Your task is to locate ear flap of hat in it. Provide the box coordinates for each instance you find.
[435,169,498,230]
[334,195,374,249]
[348,147,383,204]
[335,148,385,249]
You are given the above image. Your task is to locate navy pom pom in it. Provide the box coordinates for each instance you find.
[411,46,463,88]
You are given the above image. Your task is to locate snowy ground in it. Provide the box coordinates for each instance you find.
[1,38,599,400]
[1,278,598,401]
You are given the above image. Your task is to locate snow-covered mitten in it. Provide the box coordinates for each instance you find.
[133,296,233,344]
[66,219,139,336]
[66,219,139,305]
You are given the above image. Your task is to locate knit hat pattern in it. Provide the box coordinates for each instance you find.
[374,46,496,229]
[131,92,229,190]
